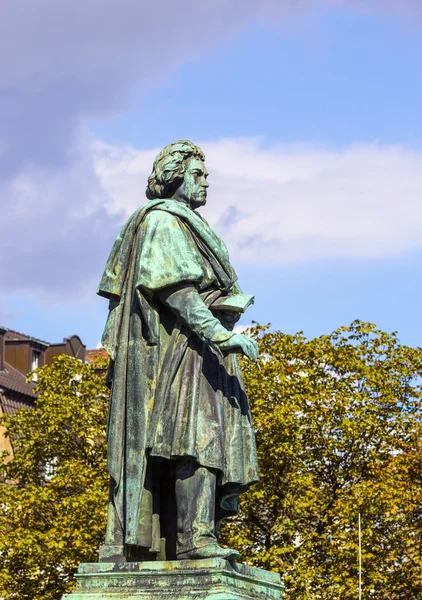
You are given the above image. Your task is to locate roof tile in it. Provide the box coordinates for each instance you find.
[0,391,35,416]
[3,328,49,345]
[0,362,37,399]
[86,348,109,363]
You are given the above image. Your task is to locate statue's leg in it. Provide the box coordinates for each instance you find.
[175,458,239,561]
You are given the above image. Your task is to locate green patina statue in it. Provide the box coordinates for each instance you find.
[97,140,259,563]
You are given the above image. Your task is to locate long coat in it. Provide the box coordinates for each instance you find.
[98,199,258,548]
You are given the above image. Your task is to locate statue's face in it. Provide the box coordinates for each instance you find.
[174,157,209,208]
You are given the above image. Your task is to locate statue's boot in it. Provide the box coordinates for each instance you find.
[175,457,239,561]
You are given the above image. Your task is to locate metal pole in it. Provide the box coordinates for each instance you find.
[358,513,362,600]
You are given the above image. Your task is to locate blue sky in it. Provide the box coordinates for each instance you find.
[93,6,422,147]
[1,1,422,349]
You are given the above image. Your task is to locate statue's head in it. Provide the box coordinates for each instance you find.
[146,140,209,208]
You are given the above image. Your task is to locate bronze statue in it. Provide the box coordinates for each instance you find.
[98,140,259,563]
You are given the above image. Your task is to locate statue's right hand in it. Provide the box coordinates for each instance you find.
[222,333,259,361]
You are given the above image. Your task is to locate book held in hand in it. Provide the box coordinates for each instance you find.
[210,293,255,314]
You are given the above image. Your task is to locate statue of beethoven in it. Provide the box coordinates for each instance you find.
[97,140,259,562]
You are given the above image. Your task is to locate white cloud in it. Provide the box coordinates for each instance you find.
[0,132,117,297]
[1,0,422,306]
[2,135,421,306]
[0,0,304,307]
[93,137,422,264]
[0,0,286,177]
[0,0,419,178]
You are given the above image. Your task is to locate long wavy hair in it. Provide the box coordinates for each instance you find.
[146,140,205,200]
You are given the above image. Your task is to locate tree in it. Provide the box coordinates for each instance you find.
[1,323,422,600]
[221,321,422,599]
[0,355,109,600]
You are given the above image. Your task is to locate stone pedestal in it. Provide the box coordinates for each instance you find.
[64,558,283,600]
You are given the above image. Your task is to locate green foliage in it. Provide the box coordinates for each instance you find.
[0,356,109,600]
[221,321,422,599]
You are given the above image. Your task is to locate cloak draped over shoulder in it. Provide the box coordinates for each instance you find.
[98,199,258,547]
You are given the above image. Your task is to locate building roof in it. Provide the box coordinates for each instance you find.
[4,328,49,347]
[0,362,37,399]
[0,389,35,416]
[86,348,109,363]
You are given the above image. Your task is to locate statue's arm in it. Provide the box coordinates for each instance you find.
[157,284,259,361]
[157,283,234,347]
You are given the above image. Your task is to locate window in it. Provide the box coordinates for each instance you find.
[32,350,40,382]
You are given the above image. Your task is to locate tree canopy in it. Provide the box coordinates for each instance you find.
[221,321,422,599]
[1,322,422,599]
[0,356,109,600]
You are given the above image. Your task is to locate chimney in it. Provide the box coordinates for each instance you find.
[0,327,7,372]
